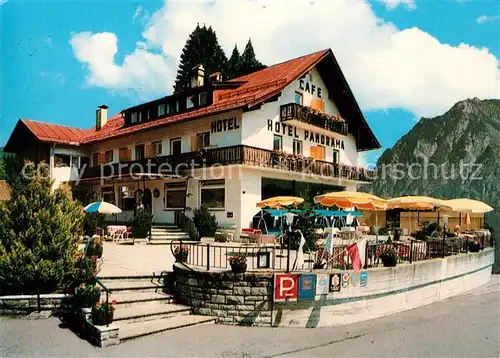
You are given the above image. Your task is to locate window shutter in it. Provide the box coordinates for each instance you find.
[145,143,154,158]
[310,146,318,159]
[311,99,325,112]
[98,153,105,165]
[190,136,198,151]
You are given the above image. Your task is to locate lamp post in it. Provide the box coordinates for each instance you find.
[442,215,449,258]
[285,212,295,273]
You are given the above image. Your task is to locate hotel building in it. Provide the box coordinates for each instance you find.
[4,49,380,235]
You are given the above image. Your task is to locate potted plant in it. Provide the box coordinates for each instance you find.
[75,284,101,308]
[379,247,398,267]
[130,208,153,239]
[173,244,189,263]
[228,253,247,273]
[192,205,218,238]
[467,239,481,253]
[91,300,116,326]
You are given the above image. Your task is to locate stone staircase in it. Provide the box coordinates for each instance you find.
[149,225,190,243]
[98,275,214,342]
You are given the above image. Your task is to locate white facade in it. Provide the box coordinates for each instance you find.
[64,64,372,235]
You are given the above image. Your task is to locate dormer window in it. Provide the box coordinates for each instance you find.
[175,101,180,113]
[186,95,195,109]
[167,103,172,114]
[199,92,208,106]
[131,112,138,124]
[138,112,142,123]
[158,104,166,117]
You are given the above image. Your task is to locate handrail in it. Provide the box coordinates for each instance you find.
[83,236,112,326]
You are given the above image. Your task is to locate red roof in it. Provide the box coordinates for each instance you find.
[14,49,334,145]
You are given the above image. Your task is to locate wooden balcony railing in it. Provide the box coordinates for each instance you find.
[280,103,348,136]
[80,145,374,182]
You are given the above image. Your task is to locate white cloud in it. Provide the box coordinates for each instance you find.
[476,15,500,24]
[70,0,500,118]
[69,31,174,98]
[378,0,416,10]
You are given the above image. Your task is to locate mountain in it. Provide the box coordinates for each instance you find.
[366,98,500,271]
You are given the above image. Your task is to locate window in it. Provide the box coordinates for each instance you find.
[146,109,151,120]
[167,103,172,114]
[333,149,340,164]
[175,101,179,113]
[138,112,142,123]
[293,140,303,156]
[54,154,70,167]
[273,135,283,151]
[186,95,195,109]
[71,156,80,169]
[170,138,181,155]
[92,153,99,166]
[310,145,325,160]
[200,180,225,209]
[165,182,186,209]
[197,132,210,149]
[152,141,163,156]
[105,150,113,163]
[135,144,145,160]
[199,92,208,106]
[158,104,166,117]
[119,147,130,162]
[118,184,135,210]
[131,112,138,124]
[294,92,303,105]
[102,187,115,204]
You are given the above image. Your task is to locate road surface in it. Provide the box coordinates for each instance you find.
[1,275,499,357]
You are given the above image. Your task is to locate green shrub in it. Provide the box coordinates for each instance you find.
[468,239,481,252]
[192,205,218,238]
[0,163,84,295]
[84,213,106,236]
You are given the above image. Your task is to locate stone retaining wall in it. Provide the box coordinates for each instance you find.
[0,294,74,315]
[173,264,274,326]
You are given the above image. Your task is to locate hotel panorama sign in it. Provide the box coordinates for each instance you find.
[267,119,345,150]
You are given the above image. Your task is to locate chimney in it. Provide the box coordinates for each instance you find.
[190,64,205,88]
[96,105,108,131]
[209,72,223,84]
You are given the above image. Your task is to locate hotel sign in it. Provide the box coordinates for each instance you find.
[267,119,345,150]
[211,117,240,133]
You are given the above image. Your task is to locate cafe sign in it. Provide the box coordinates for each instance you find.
[299,74,323,98]
[267,119,345,150]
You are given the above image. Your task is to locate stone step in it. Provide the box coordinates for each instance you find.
[119,315,216,342]
[150,233,190,238]
[99,279,165,292]
[151,227,182,232]
[114,302,191,323]
[110,291,174,306]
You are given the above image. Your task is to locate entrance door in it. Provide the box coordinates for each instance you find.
[143,189,152,214]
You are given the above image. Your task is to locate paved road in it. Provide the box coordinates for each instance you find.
[1,276,499,357]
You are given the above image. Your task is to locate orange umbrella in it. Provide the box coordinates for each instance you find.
[314,191,387,210]
[256,196,304,209]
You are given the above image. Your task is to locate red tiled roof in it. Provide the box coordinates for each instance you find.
[19,49,331,145]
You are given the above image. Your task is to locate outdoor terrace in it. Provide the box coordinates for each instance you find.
[280,103,348,136]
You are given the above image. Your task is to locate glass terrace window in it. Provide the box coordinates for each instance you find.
[273,135,283,151]
[131,112,138,124]
[186,96,195,109]
[200,180,225,209]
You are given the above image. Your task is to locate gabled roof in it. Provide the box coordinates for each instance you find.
[5,48,380,151]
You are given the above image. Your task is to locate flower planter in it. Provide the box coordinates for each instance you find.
[381,256,398,267]
[230,263,247,273]
[91,310,114,326]
[75,291,100,308]
[174,252,188,263]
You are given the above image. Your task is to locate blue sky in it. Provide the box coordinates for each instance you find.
[2,0,499,166]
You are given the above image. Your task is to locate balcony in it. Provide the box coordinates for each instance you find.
[80,145,374,183]
[280,103,348,136]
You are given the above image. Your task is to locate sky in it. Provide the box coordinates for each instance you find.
[1,0,499,166]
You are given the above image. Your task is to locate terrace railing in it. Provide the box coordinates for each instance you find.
[280,103,348,136]
[80,145,374,183]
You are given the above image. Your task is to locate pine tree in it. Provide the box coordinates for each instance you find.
[238,39,266,77]
[226,45,241,80]
[174,25,228,92]
[0,163,85,294]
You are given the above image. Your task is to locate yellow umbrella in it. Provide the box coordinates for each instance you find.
[313,191,387,210]
[438,198,494,214]
[387,196,450,234]
[256,196,304,209]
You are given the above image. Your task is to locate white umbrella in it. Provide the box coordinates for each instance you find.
[84,201,122,214]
